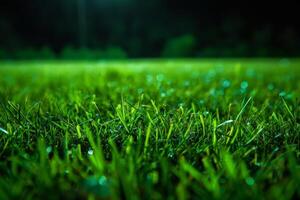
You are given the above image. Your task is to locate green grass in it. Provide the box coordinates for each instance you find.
[0,59,299,200]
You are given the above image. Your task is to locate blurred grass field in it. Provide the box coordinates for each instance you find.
[0,59,299,200]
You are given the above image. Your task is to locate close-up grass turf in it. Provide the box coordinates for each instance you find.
[0,59,299,199]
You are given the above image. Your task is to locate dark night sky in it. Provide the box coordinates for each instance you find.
[0,0,299,57]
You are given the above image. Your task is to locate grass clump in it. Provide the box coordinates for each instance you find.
[0,59,299,199]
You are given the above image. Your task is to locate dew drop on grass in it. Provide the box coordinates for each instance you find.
[222,80,231,88]
[279,91,286,97]
[83,176,111,197]
[88,149,94,156]
[184,81,190,87]
[167,152,174,159]
[240,81,249,89]
[240,81,249,93]
[199,100,205,105]
[146,75,153,84]
[156,74,164,82]
[203,111,209,116]
[167,88,175,96]
[160,92,166,98]
[246,177,255,186]
[46,146,52,154]
[98,176,107,186]
[209,88,217,96]
[204,70,216,83]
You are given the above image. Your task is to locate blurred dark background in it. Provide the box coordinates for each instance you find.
[0,0,299,59]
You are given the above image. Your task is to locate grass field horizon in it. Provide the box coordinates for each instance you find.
[0,59,299,199]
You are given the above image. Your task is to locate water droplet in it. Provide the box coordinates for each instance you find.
[46,146,52,154]
[240,81,249,89]
[222,80,231,88]
[279,91,286,97]
[245,177,255,186]
[167,152,174,158]
[209,88,217,96]
[98,176,107,186]
[88,149,94,156]
[146,75,153,84]
[83,176,111,197]
[160,92,166,98]
[203,111,209,116]
[199,100,205,105]
[167,88,175,96]
[184,81,190,87]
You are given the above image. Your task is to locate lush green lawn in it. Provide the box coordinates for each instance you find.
[0,59,299,200]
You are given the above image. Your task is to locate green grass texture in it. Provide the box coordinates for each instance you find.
[0,59,299,200]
